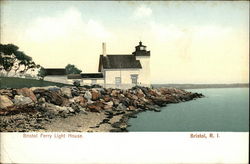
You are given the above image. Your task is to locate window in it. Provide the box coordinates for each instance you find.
[115,77,121,86]
[140,46,145,50]
[131,74,138,85]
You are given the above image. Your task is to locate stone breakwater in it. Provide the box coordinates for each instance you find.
[0,86,204,132]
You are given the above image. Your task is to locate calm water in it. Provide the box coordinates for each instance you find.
[128,88,249,132]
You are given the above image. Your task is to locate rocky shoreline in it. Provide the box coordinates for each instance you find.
[0,86,204,132]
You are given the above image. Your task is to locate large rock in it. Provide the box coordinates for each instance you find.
[30,86,60,92]
[17,88,37,102]
[148,89,160,97]
[0,95,14,109]
[84,91,92,100]
[116,103,127,111]
[42,103,72,114]
[61,87,72,98]
[151,97,167,107]
[0,89,13,97]
[128,105,136,110]
[131,95,138,100]
[73,96,87,107]
[33,89,66,106]
[87,101,104,112]
[120,97,131,107]
[13,95,33,106]
[71,87,80,97]
[104,101,113,110]
[91,90,100,101]
[111,90,119,97]
[87,104,101,112]
[165,95,178,103]
[103,95,111,102]
[112,98,120,106]
[135,89,145,99]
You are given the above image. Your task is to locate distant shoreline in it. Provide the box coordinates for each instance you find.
[152,83,249,89]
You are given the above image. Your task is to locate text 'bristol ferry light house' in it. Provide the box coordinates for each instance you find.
[97,41,151,89]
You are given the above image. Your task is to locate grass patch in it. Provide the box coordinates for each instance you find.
[0,77,72,89]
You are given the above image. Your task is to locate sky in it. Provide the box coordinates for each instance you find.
[0,1,249,84]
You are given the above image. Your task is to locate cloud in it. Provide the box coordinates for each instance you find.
[194,25,232,38]
[133,5,152,18]
[25,7,113,42]
[25,7,84,42]
[150,22,185,42]
[150,22,232,42]
[150,22,233,61]
[85,20,113,41]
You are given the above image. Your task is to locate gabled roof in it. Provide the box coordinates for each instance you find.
[45,68,66,75]
[98,55,142,72]
[81,73,104,79]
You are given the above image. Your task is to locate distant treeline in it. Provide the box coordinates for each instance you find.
[152,83,249,89]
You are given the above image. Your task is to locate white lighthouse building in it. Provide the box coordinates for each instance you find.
[97,41,151,89]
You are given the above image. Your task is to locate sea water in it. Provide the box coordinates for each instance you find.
[128,88,249,132]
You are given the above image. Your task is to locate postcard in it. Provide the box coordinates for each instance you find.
[0,1,249,164]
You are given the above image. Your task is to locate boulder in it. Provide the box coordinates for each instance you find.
[0,95,14,109]
[87,104,101,112]
[17,88,37,102]
[84,91,92,100]
[154,108,161,112]
[140,97,149,103]
[104,101,113,110]
[128,105,136,110]
[71,87,80,97]
[149,89,162,97]
[62,99,71,107]
[131,95,138,100]
[42,103,72,114]
[116,103,127,111]
[61,87,72,98]
[137,93,145,99]
[112,98,120,106]
[33,89,66,106]
[136,89,145,99]
[145,105,156,110]
[103,95,111,102]
[79,107,87,113]
[111,90,119,97]
[165,95,178,103]
[151,97,167,107]
[38,97,46,103]
[13,95,33,106]
[30,86,60,92]
[120,97,131,107]
[73,96,87,107]
[48,87,61,92]
[0,89,13,97]
[91,90,100,101]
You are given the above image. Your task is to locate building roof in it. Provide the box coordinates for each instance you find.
[81,73,104,79]
[132,50,150,56]
[67,74,82,79]
[133,41,151,56]
[45,68,66,76]
[98,55,142,71]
